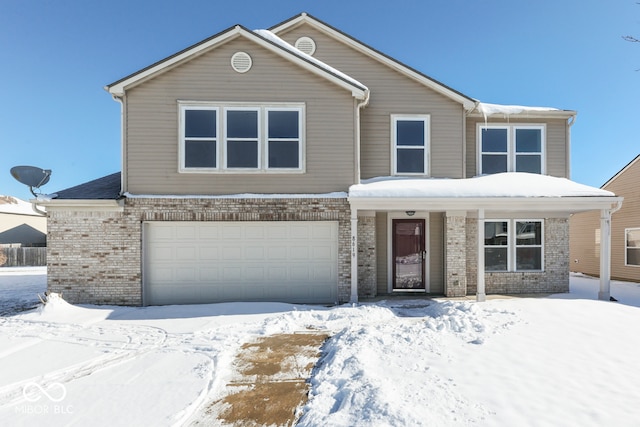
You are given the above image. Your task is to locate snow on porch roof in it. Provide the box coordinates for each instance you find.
[349,173,614,199]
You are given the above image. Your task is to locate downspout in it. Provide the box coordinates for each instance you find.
[112,94,126,195]
[566,113,576,179]
[354,90,370,184]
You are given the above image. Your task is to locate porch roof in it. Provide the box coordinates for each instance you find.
[348,173,622,213]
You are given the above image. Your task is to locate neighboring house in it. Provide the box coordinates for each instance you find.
[570,154,639,282]
[0,196,46,247]
[39,13,621,306]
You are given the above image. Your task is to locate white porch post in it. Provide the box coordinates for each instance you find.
[598,209,612,301]
[350,207,358,304]
[477,208,486,302]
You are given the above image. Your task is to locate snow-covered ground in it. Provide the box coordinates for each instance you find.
[1,268,639,426]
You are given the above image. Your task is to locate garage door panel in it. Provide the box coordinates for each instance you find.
[200,247,219,260]
[245,246,265,260]
[144,221,338,305]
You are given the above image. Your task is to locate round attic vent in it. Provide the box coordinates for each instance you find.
[231,52,252,73]
[294,37,316,56]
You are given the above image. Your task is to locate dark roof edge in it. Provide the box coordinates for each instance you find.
[602,153,640,189]
[105,26,239,90]
[270,12,476,104]
[54,172,122,200]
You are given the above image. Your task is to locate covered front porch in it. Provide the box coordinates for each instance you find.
[347,173,623,303]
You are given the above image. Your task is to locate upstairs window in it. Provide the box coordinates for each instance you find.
[485,219,543,272]
[479,125,544,175]
[392,115,430,175]
[626,228,640,267]
[183,108,218,169]
[225,109,260,169]
[180,103,303,173]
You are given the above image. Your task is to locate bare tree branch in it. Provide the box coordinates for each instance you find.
[623,35,640,43]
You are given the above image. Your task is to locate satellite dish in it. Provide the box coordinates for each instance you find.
[10,165,52,196]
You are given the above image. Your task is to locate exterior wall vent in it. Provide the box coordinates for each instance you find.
[231,52,252,73]
[294,37,316,56]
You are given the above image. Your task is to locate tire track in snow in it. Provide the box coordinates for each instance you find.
[0,318,168,408]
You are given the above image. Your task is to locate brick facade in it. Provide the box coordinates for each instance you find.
[48,197,352,305]
[465,217,570,295]
[444,213,467,297]
[357,215,377,298]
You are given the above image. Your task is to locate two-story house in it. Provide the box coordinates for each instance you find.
[40,13,621,306]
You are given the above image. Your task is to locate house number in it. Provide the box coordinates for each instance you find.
[351,235,356,258]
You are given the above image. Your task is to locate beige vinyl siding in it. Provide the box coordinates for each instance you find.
[569,210,601,277]
[124,35,356,195]
[571,157,640,282]
[466,117,569,178]
[279,24,466,179]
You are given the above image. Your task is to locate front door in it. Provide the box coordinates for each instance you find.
[392,219,426,291]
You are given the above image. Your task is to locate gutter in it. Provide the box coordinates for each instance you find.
[354,89,371,184]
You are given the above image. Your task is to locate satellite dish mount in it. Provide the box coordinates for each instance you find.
[10,166,52,197]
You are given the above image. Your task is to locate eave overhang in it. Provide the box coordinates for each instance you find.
[106,25,367,99]
[348,196,623,214]
[34,199,124,212]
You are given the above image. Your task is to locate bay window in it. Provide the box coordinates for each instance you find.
[479,125,544,175]
[485,219,543,272]
[180,103,303,172]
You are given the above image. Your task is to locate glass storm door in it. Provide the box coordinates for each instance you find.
[392,219,426,290]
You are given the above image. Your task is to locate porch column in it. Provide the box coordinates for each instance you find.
[350,207,358,304]
[598,209,612,301]
[476,208,486,302]
[445,211,467,297]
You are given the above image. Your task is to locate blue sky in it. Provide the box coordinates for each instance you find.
[1,0,638,199]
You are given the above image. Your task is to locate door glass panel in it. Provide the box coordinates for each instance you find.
[393,220,425,289]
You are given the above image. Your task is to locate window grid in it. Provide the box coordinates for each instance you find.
[625,228,640,267]
[484,219,544,272]
[392,115,430,176]
[179,103,303,173]
[479,125,544,175]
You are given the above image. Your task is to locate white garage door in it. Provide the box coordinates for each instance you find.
[143,221,338,305]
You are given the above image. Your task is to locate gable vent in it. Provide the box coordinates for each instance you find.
[231,52,252,73]
[294,37,316,56]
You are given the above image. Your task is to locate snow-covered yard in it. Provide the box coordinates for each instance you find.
[1,268,639,426]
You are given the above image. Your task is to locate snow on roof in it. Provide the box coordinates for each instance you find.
[124,192,347,199]
[0,196,43,216]
[349,173,615,199]
[474,102,575,120]
[253,29,368,92]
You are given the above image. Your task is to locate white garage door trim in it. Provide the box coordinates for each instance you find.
[143,221,338,305]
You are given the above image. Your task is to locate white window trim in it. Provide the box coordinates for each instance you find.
[178,101,305,174]
[224,107,261,170]
[391,114,430,176]
[625,227,640,267]
[179,105,219,172]
[265,106,304,171]
[485,218,545,272]
[477,124,546,175]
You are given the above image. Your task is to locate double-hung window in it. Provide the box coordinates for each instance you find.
[180,103,303,172]
[626,228,640,267]
[392,115,430,175]
[182,107,218,169]
[484,219,543,271]
[479,125,544,175]
[225,109,260,169]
